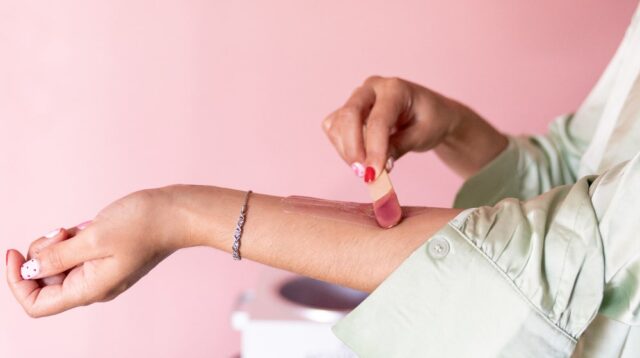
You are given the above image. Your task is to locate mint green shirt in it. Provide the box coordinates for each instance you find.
[333,3,640,357]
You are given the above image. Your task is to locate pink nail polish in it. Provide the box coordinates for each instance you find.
[76,220,92,230]
[351,162,365,177]
[44,228,61,239]
[5,250,9,266]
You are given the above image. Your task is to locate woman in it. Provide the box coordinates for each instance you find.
[7,4,640,358]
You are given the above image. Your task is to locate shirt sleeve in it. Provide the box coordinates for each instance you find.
[332,151,640,357]
[453,113,591,209]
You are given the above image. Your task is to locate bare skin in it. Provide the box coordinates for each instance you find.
[280,195,432,228]
[6,185,462,318]
[323,76,508,179]
[6,75,507,318]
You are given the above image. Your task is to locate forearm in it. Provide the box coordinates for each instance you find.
[435,99,509,179]
[166,184,462,292]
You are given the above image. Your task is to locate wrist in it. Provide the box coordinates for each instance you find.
[159,184,244,251]
[433,99,509,178]
[138,186,192,252]
[439,98,473,146]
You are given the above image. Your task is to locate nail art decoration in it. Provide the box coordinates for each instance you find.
[21,259,40,280]
[351,162,365,177]
[44,228,61,239]
[364,166,376,183]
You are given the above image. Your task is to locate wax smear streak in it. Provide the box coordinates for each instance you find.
[281,196,429,229]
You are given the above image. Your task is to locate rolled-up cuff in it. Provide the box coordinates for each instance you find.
[332,215,577,357]
[454,115,579,209]
[453,135,522,209]
[334,175,605,357]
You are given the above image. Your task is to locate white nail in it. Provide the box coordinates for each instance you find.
[44,228,61,239]
[385,157,394,172]
[351,162,365,177]
[21,259,41,280]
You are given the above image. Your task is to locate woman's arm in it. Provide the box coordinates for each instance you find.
[170,185,462,292]
[6,185,462,317]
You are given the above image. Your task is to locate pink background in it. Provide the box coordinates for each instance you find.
[1,1,637,356]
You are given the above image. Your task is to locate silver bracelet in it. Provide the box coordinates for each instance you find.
[232,190,252,260]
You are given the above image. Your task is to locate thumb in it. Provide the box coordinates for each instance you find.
[21,234,95,280]
[27,228,71,286]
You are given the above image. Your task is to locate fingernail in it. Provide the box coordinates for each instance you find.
[44,228,62,239]
[385,157,394,172]
[5,250,9,266]
[351,162,365,177]
[21,259,40,280]
[364,166,376,183]
[77,220,92,230]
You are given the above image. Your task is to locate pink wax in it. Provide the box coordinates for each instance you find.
[372,189,403,228]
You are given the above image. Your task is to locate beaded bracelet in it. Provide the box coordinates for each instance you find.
[232,190,252,260]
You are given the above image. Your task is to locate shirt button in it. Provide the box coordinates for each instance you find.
[427,236,450,259]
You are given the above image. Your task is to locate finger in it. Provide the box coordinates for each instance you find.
[322,110,346,155]
[363,93,406,179]
[27,228,68,259]
[27,228,70,286]
[26,222,91,284]
[335,86,375,165]
[25,221,90,260]
[7,250,92,317]
[6,249,41,315]
[324,86,375,174]
[23,231,99,280]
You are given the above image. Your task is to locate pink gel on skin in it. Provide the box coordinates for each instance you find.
[367,169,403,228]
[282,195,379,228]
[281,169,405,229]
[372,188,402,228]
[281,195,424,228]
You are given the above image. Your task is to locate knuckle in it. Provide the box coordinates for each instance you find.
[343,146,361,162]
[131,189,155,207]
[326,121,340,138]
[45,247,65,272]
[321,115,334,132]
[364,75,382,85]
[338,106,360,121]
[382,76,405,92]
[387,76,403,85]
[24,306,40,318]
